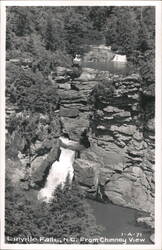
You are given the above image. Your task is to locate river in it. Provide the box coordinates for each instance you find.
[83,61,130,75]
[88,199,153,244]
[82,49,131,75]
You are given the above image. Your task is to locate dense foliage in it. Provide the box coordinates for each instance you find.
[6,64,59,113]
[5,178,103,243]
[6,6,155,94]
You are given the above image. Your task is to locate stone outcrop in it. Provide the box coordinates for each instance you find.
[6,109,62,190]
[74,159,100,187]
[58,68,98,141]
[6,57,155,215]
[88,74,154,213]
[31,138,60,186]
[55,65,154,213]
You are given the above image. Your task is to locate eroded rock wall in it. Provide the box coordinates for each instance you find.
[57,66,154,213]
[6,63,154,214]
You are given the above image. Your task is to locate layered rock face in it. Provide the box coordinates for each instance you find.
[58,67,99,141]
[56,65,154,213]
[6,54,154,215]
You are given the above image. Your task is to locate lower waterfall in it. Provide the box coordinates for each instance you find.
[38,137,77,202]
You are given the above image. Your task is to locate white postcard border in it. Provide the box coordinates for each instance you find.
[0,1,161,250]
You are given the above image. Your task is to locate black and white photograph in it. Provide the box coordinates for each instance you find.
[0,1,162,249]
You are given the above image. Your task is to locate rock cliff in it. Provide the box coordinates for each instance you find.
[55,65,154,214]
[6,55,155,216]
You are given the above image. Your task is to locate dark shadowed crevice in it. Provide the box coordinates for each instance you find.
[79,130,91,148]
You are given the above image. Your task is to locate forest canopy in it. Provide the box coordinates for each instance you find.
[6,6,155,75]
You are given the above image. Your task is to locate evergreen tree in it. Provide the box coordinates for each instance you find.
[105,7,139,56]
[64,10,94,55]
[88,6,112,31]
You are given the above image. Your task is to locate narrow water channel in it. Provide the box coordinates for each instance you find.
[88,199,153,244]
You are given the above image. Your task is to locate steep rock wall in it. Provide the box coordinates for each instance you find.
[57,67,154,213]
[6,61,154,215]
[88,75,154,213]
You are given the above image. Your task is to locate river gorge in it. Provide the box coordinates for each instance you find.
[6,45,155,244]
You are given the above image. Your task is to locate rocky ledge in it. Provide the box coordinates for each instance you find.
[6,64,155,227]
[54,66,155,216]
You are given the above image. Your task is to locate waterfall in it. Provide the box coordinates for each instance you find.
[38,137,77,202]
[112,54,127,63]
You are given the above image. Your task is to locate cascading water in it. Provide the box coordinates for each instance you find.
[112,54,127,63]
[38,137,77,202]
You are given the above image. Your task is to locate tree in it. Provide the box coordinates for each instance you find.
[88,6,112,31]
[7,66,59,114]
[45,11,66,52]
[5,178,103,243]
[64,10,95,56]
[8,7,34,37]
[133,7,155,86]
[136,7,155,53]
[105,7,139,56]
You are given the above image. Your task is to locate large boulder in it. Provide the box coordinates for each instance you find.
[31,139,60,185]
[58,89,84,102]
[6,158,26,184]
[76,68,99,81]
[59,82,71,90]
[105,173,154,212]
[105,174,133,206]
[137,216,154,229]
[142,84,155,97]
[31,139,52,156]
[110,124,137,136]
[31,154,48,175]
[72,80,98,95]
[55,76,70,83]
[80,144,125,171]
[74,159,100,187]
[98,168,114,185]
[56,66,67,76]
[60,106,79,118]
[61,116,89,141]
[145,118,154,132]
[150,233,155,243]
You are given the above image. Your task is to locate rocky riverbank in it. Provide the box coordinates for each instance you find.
[53,66,154,214]
[6,53,155,232]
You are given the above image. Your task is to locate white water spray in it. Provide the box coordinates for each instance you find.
[38,137,77,202]
[112,54,127,63]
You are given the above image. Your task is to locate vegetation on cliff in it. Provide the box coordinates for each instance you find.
[6,6,155,121]
[6,6,155,79]
[6,6,155,123]
[5,178,103,243]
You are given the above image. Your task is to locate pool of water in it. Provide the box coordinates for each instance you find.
[88,199,153,245]
[82,60,130,75]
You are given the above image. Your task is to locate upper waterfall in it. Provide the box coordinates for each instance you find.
[112,54,127,63]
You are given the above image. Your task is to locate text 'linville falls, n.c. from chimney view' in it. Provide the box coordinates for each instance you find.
[5,6,155,245]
